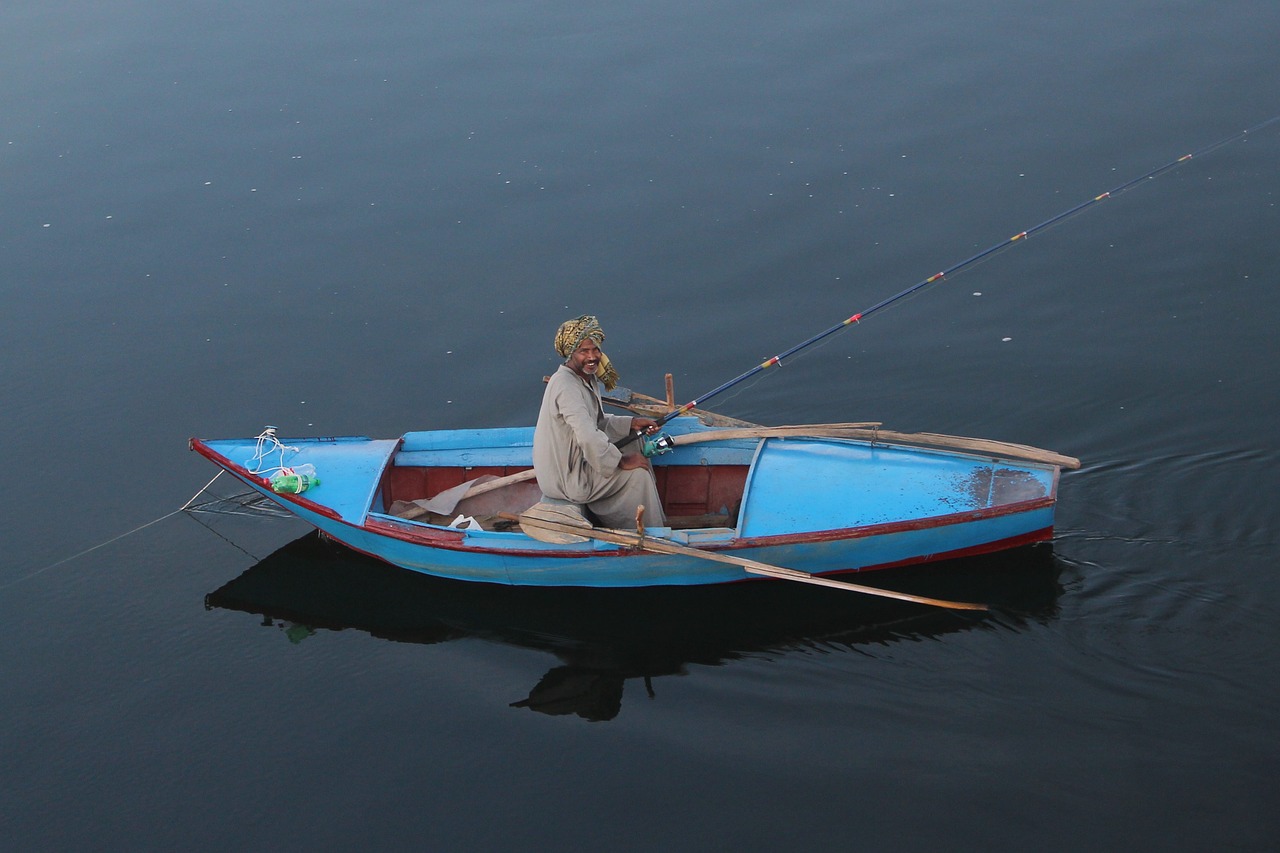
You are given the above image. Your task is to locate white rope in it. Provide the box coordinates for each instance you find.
[244,425,300,478]
[181,470,225,511]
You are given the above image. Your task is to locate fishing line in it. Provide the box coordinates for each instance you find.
[647,114,1280,429]
[0,471,228,592]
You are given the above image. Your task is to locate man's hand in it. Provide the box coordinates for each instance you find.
[629,417,660,435]
[619,453,650,470]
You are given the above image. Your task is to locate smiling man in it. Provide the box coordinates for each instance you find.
[532,315,666,529]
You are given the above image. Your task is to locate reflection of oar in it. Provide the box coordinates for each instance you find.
[511,506,988,611]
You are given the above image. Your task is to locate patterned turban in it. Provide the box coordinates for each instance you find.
[554,314,620,390]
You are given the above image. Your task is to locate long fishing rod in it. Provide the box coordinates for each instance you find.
[622,114,1280,450]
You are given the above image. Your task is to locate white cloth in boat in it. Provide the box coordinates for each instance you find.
[412,475,497,516]
[533,364,666,529]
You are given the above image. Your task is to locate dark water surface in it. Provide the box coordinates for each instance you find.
[3,1,1278,849]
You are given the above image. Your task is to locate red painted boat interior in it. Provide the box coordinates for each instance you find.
[381,463,750,523]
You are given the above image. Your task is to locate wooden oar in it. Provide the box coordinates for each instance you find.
[394,469,538,520]
[672,424,1080,469]
[670,423,881,445]
[464,469,536,497]
[855,429,1080,469]
[555,371,1077,467]
[512,506,988,611]
[587,379,760,427]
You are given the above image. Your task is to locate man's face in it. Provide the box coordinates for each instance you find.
[567,338,602,380]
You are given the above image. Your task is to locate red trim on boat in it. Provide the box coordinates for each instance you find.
[818,525,1054,576]
[362,495,1056,560]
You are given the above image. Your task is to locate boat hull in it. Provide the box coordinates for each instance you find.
[190,424,1060,588]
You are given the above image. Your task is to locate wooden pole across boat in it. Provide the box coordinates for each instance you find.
[512,506,989,611]
[669,425,1080,469]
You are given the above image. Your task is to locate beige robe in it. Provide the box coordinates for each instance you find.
[533,365,666,528]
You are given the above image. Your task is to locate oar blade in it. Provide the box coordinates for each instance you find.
[518,503,594,544]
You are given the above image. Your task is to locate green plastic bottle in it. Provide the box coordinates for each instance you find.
[271,472,320,494]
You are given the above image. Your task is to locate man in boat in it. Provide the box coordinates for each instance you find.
[533,315,667,529]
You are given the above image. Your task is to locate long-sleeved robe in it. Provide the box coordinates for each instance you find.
[532,365,666,528]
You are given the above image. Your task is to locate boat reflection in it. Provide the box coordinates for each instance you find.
[205,532,1063,721]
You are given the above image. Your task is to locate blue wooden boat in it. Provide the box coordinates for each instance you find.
[189,416,1075,589]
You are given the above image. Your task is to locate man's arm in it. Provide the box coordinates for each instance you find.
[553,379,624,475]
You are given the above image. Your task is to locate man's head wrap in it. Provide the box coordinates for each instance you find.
[554,315,620,390]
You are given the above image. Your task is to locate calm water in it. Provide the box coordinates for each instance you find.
[3,1,1278,849]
